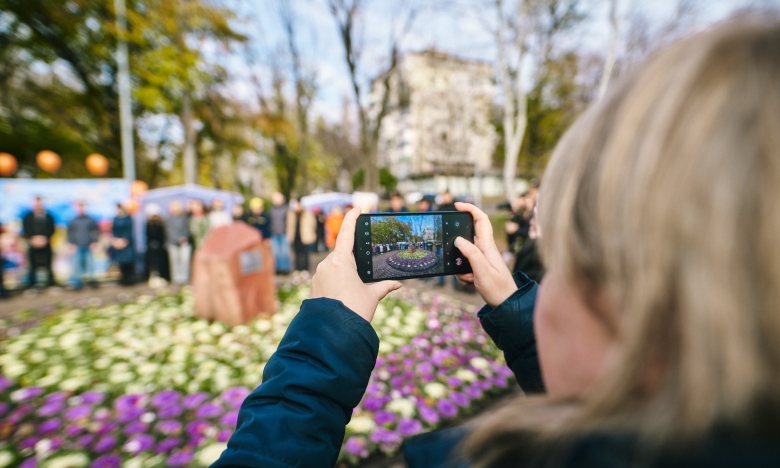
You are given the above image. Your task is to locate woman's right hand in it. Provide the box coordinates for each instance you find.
[454,202,518,308]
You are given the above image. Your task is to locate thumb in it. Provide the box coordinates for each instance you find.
[369,280,402,300]
[455,236,491,276]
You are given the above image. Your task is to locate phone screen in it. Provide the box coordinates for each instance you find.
[353,212,474,283]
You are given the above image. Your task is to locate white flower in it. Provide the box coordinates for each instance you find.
[35,438,53,457]
[424,382,448,399]
[3,362,27,379]
[455,369,477,382]
[41,453,89,468]
[140,412,156,424]
[58,332,81,349]
[346,415,376,434]
[386,397,416,418]
[60,377,86,392]
[0,451,14,468]
[197,443,228,467]
[470,357,490,370]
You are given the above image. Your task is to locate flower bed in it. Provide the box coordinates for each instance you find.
[0,286,513,466]
[387,250,440,272]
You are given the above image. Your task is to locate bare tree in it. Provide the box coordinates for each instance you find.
[598,0,619,99]
[327,0,417,192]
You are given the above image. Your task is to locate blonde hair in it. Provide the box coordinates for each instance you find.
[467,16,780,465]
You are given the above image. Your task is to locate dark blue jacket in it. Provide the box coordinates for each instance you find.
[111,215,134,265]
[211,272,541,468]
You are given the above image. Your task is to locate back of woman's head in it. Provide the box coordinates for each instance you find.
[469,15,780,465]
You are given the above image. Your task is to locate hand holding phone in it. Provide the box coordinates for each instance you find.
[310,207,402,322]
[452,203,518,307]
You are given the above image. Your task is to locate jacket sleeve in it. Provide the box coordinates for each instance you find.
[211,298,380,468]
[477,272,545,393]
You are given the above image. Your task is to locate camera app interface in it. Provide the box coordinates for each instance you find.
[370,215,444,279]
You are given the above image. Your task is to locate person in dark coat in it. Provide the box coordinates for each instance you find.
[67,201,100,289]
[144,204,169,282]
[246,197,271,241]
[22,197,56,287]
[110,204,135,285]
[212,21,780,468]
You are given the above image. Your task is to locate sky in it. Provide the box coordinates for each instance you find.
[220,0,776,123]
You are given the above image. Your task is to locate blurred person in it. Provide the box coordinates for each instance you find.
[313,207,327,252]
[188,200,209,249]
[385,191,408,213]
[505,192,532,254]
[246,197,271,241]
[286,199,316,272]
[512,203,544,282]
[437,190,456,211]
[232,203,249,223]
[208,198,232,229]
[270,192,291,274]
[144,204,167,282]
[166,201,191,285]
[324,205,345,250]
[22,197,55,287]
[212,18,780,468]
[110,203,135,286]
[67,201,99,289]
[416,197,433,213]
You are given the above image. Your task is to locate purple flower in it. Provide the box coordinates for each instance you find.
[38,400,64,417]
[117,407,144,423]
[44,392,67,404]
[446,376,463,387]
[96,422,117,435]
[94,435,117,452]
[0,402,7,416]
[90,454,121,468]
[390,376,404,387]
[450,391,470,408]
[156,419,182,435]
[182,392,209,409]
[65,425,85,437]
[123,420,148,435]
[78,434,95,449]
[125,434,155,454]
[491,376,508,388]
[81,391,106,405]
[20,437,40,449]
[221,387,250,407]
[418,405,439,424]
[217,429,233,442]
[38,418,61,433]
[220,411,239,427]
[115,394,144,413]
[437,399,458,418]
[166,451,194,466]
[50,437,63,451]
[344,436,369,458]
[369,427,402,446]
[14,387,44,402]
[20,458,37,468]
[374,410,396,425]
[196,402,222,419]
[151,390,181,408]
[0,376,13,392]
[93,408,111,421]
[158,403,183,418]
[464,385,483,400]
[64,405,91,421]
[154,437,182,454]
[185,420,210,438]
[187,435,204,448]
[398,418,423,437]
[362,396,383,412]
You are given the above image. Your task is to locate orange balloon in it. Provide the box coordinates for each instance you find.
[85,153,109,176]
[124,198,139,214]
[130,180,149,198]
[36,150,61,173]
[0,152,17,176]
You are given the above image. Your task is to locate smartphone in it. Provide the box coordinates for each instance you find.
[353,211,475,283]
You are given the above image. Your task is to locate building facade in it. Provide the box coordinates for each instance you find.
[370,50,497,182]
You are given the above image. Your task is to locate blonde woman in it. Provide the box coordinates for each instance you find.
[213,17,780,468]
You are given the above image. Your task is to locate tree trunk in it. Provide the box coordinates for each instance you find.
[598,0,619,99]
[182,89,197,185]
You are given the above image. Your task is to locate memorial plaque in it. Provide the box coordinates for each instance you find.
[192,222,276,326]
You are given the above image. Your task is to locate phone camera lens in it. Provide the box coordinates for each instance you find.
[455,222,460,227]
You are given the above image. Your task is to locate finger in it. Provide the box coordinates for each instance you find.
[369,280,402,300]
[455,202,494,241]
[454,236,492,277]
[334,207,361,253]
[456,273,474,285]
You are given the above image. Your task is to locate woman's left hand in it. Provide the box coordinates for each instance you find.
[310,207,401,323]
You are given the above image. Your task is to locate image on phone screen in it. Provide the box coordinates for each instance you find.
[354,212,474,283]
